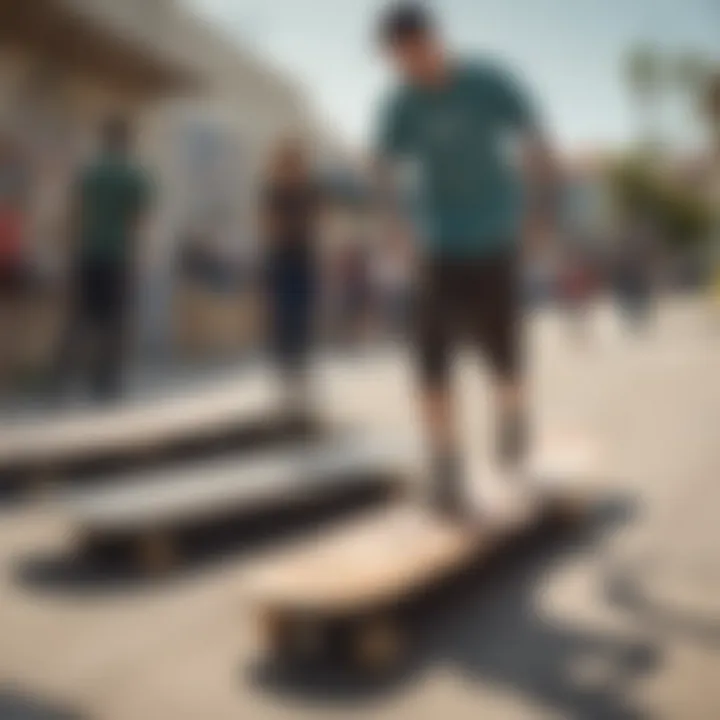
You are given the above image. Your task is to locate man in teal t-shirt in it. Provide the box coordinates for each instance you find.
[77,135,150,267]
[56,117,151,402]
[375,3,556,517]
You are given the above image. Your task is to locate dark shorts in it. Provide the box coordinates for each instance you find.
[416,249,522,386]
[76,257,130,324]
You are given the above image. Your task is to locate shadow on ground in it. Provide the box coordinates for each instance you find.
[605,556,720,650]
[249,495,659,720]
[0,688,86,720]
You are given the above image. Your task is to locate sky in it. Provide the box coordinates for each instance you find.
[185,0,720,153]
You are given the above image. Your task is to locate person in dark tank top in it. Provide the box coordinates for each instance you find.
[53,116,151,403]
[261,138,322,419]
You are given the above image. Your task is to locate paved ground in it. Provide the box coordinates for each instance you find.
[1,297,719,720]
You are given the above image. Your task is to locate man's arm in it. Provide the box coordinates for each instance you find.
[372,156,416,264]
[490,63,560,257]
[373,91,418,262]
[375,87,417,236]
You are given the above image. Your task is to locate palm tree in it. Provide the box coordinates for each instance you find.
[703,70,720,156]
[675,52,711,143]
[675,52,710,95]
[702,71,720,261]
[625,44,665,152]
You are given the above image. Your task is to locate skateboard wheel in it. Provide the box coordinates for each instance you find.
[388,477,412,502]
[138,532,176,574]
[549,495,587,527]
[31,470,61,500]
[260,611,324,663]
[258,610,291,659]
[76,529,100,562]
[353,618,404,674]
[293,617,326,658]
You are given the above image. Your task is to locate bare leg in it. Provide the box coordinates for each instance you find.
[419,375,464,514]
[488,251,529,470]
[495,377,530,469]
[421,383,457,458]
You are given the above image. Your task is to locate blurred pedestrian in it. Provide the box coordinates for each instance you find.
[375,3,557,517]
[614,216,656,333]
[261,138,321,419]
[54,117,151,403]
[559,248,595,344]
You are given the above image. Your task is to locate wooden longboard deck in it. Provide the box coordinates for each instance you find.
[248,506,487,614]
[247,453,595,616]
[244,436,599,671]
[61,432,416,534]
[0,373,278,472]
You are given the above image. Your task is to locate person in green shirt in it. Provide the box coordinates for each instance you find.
[375,3,557,517]
[55,117,151,402]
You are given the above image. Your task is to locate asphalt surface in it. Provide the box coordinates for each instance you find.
[1,298,719,720]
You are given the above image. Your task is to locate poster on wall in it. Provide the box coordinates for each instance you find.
[6,63,82,276]
[175,118,250,282]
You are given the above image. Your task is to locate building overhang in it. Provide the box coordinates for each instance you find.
[0,0,201,97]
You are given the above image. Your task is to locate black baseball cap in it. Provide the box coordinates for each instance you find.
[378,2,436,47]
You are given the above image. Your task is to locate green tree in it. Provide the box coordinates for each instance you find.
[609,156,714,249]
[700,70,720,268]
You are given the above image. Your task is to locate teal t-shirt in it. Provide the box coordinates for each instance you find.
[78,154,151,263]
[377,60,536,257]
